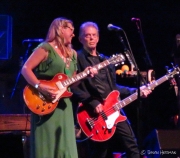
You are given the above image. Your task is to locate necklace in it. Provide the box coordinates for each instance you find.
[54,45,63,58]
[54,45,71,68]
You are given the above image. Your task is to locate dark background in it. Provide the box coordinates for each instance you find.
[0,0,180,135]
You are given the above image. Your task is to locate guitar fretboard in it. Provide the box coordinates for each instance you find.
[61,60,110,87]
[115,75,169,110]
[55,54,125,89]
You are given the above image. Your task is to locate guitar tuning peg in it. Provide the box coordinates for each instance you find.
[171,63,175,68]
[165,66,169,72]
[165,66,169,69]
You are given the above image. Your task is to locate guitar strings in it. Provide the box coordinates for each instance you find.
[89,93,138,125]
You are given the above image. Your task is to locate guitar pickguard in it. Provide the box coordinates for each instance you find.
[52,87,67,103]
[105,111,119,129]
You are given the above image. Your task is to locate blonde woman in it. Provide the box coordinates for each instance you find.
[21,17,96,158]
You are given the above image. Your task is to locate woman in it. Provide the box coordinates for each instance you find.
[21,17,96,158]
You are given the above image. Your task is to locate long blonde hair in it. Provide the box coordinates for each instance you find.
[46,17,74,58]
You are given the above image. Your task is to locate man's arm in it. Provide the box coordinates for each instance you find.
[116,84,136,99]
[71,83,101,109]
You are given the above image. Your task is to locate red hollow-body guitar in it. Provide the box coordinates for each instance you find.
[23,54,125,115]
[77,66,180,142]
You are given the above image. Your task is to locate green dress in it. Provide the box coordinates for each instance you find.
[30,42,78,158]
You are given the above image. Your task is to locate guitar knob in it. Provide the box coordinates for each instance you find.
[108,129,112,133]
[96,130,99,134]
[58,75,62,79]
[36,105,40,109]
[48,105,51,109]
[41,108,45,112]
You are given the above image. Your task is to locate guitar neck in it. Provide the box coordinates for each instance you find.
[117,75,169,109]
[61,60,110,87]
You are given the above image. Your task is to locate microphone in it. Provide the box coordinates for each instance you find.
[107,24,122,31]
[22,39,44,43]
[131,17,140,22]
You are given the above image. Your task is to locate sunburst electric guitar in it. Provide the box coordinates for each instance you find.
[77,66,180,142]
[23,54,125,115]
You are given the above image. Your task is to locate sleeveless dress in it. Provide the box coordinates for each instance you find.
[30,42,78,158]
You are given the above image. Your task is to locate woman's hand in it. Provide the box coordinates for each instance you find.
[38,83,59,100]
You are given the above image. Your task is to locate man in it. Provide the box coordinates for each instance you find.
[71,21,151,158]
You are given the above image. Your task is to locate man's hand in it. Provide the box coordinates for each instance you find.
[95,104,103,113]
[140,86,152,98]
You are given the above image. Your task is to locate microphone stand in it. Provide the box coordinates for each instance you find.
[117,30,147,152]
[133,19,153,155]
[119,36,135,71]
[135,20,152,68]
[10,42,32,99]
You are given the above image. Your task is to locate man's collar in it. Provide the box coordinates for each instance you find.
[82,47,99,57]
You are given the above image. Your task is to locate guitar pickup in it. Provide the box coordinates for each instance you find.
[38,92,46,101]
[86,118,94,129]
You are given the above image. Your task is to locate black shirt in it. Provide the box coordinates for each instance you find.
[89,55,113,99]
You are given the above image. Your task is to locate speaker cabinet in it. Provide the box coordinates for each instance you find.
[0,15,12,59]
[143,129,180,158]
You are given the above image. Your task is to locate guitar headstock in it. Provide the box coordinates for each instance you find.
[108,53,125,65]
[166,64,180,79]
